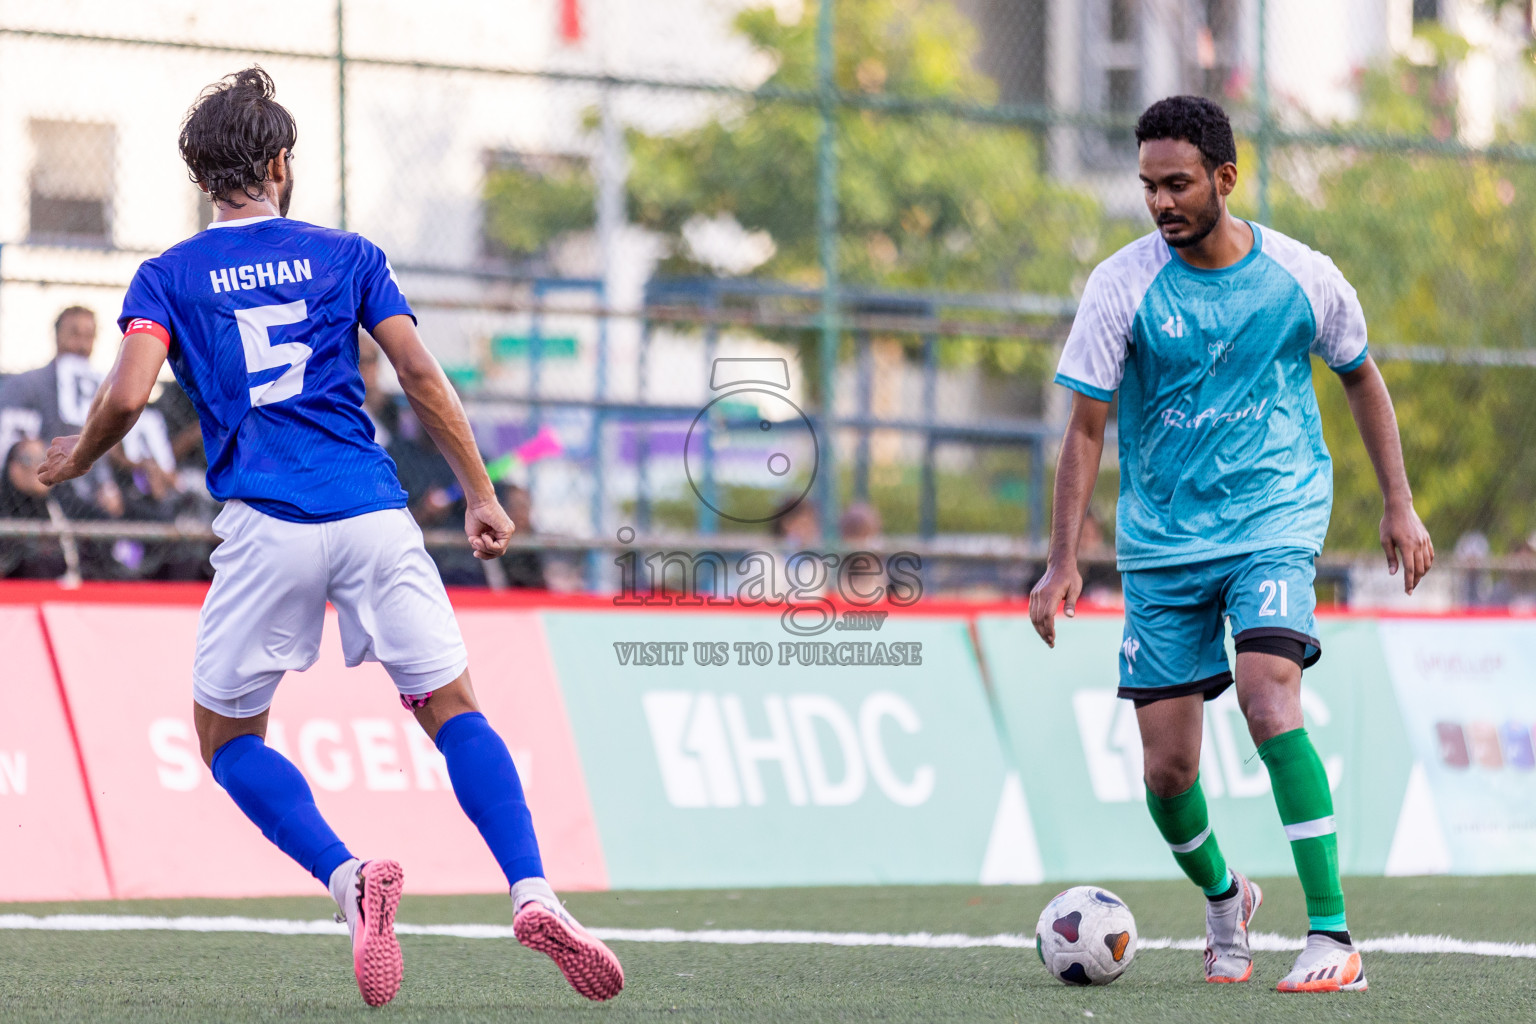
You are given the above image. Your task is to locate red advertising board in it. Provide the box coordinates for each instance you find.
[0,607,112,901]
[43,602,604,899]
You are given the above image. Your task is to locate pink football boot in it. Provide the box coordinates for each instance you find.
[340,859,405,1007]
[514,897,625,1001]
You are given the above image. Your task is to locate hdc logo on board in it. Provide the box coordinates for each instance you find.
[642,691,935,809]
[1071,688,1342,802]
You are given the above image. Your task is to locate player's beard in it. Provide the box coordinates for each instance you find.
[278,175,294,217]
[1159,184,1222,249]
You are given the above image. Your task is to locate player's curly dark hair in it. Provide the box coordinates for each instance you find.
[1134,96,1236,172]
[179,66,296,204]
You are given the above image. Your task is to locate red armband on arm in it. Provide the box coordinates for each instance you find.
[124,318,171,348]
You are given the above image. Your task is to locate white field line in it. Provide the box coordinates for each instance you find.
[0,916,1533,959]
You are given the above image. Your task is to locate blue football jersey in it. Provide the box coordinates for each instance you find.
[119,216,412,523]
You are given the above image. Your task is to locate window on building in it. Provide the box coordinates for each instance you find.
[28,120,114,246]
[1082,0,1143,162]
[953,0,1049,108]
[1109,0,1136,42]
[1196,0,1241,97]
[1077,0,1244,169]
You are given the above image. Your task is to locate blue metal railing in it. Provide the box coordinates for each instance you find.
[465,274,1064,590]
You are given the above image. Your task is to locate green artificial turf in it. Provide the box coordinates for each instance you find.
[2,877,1532,1023]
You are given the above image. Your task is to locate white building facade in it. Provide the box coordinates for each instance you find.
[0,0,763,375]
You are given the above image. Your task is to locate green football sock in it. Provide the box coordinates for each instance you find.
[1258,727,1347,932]
[1145,777,1232,897]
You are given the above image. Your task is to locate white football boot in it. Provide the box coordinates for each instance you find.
[1204,870,1263,983]
[1276,932,1368,993]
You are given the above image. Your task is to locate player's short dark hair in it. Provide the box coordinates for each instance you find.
[179,66,297,204]
[53,305,94,335]
[1135,96,1237,172]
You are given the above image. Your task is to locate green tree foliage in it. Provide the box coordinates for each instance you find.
[617,0,1134,401]
[1263,36,1536,553]
[627,0,1118,295]
[483,157,595,259]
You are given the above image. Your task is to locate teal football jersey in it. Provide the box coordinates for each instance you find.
[1055,223,1369,570]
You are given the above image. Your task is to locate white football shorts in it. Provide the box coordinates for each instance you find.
[192,499,470,718]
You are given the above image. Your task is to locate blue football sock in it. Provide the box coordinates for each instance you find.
[434,712,544,885]
[210,734,354,886]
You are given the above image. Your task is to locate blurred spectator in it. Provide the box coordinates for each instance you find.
[111,404,182,521]
[1079,509,1122,604]
[357,344,484,587]
[498,483,547,589]
[771,497,819,549]
[0,307,130,579]
[1453,530,1503,607]
[839,502,882,548]
[838,501,888,597]
[0,437,108,579]
[771,498,824,595]
[1,438,51,510]
[1509,533,1536,612]
[154,379,207,473]
[0,306,124,521]
[117,385,220,579]
[1080,510,1107,554]
[385,402,486,587]
[358,333,398,446]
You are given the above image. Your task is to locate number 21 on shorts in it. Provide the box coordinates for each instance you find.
[1258,578,1288,617]
[235,300,311,407]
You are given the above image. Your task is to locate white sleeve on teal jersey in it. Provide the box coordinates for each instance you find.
[1307,257,1369,372]
[1259,227,1369,373]
[1055,234,1169,400]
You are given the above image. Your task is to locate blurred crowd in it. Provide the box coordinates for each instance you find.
[0,307,546,588]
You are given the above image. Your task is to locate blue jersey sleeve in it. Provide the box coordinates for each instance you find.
[357,238,414,332]
[119,261,175,339]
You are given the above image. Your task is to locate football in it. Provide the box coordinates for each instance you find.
[1034,886,1139,986]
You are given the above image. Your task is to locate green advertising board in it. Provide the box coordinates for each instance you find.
[1378,620,1536,874]
[974,613,1414,884]
[539,606,1532,888]
[540,610,1016,889]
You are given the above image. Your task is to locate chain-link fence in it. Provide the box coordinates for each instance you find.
[2,0,1535,605]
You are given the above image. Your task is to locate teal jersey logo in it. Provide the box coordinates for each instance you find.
[1207,338,1233,375]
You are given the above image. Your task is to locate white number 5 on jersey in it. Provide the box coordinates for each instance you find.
[235,300,311,407]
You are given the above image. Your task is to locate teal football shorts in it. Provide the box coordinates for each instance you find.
[1117,547,1321,704]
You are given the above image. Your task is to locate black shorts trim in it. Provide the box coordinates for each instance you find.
[1124,671,1234,708]
[1235,635,1306,668]
[1232,627,1322,669]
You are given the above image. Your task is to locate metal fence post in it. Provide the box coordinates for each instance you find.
[853,325,871,503]
[920,331,937,539]
[815,0,840,544]
[335,0,349,230]
[1256,0,1271,226]
[700,282,720,535]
